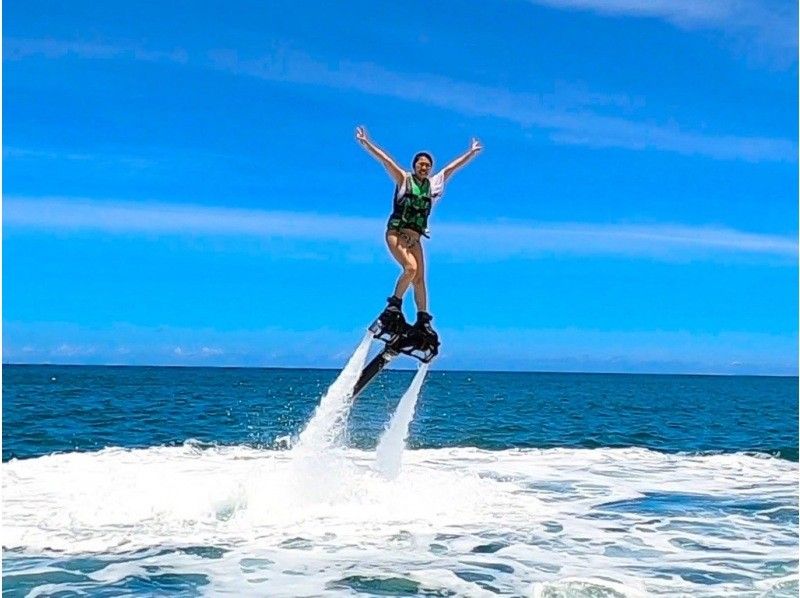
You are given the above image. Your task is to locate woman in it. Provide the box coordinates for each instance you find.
[355,126,482,345]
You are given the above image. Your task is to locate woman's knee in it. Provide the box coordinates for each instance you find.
[402,263,418,280]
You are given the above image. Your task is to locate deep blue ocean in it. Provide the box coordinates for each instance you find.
[4,365,797,462]
[3,360,798,597]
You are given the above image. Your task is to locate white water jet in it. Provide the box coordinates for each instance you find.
[374,363,429,479]
[295,331,373,452]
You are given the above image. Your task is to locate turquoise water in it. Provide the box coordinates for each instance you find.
[3,361,798,596]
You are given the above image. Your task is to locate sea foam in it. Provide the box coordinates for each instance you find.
[3,445,796,596]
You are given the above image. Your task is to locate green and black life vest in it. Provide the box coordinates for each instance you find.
[387,175,432,236]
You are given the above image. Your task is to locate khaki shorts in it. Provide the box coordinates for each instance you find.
[386,228,421,249]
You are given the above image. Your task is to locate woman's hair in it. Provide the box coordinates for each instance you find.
[412,151,434,167]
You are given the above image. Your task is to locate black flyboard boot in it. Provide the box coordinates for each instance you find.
[412,311,438,344]
[370,296,408,341]
[398,310,439,362]
[358,297,407,400]
[357,305,438,399]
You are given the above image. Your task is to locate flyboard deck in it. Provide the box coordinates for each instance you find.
[352,316,439,400]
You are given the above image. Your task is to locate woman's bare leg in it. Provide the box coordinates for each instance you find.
[385,232,418,300]
[409,242,427,313]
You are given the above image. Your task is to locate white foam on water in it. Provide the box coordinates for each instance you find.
[533,576,647,598]
[3,445,797,596]
[374,363,429,480]
[294,330,372,451]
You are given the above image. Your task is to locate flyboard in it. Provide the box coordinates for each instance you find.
[352,313,440,399]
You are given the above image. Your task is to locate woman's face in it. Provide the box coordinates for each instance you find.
[414,157,432,179]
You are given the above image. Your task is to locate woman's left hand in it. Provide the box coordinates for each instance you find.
[470,138,483,154]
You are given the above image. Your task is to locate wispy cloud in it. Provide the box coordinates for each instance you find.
[3,321,796,374]
[3,37,188,64]
[529,0,798,56]
[5,37,795,162]
[208,47,796,162]
[436,219,797,261]
[4,146,157,169]
[173,345,224,358]
[53,343,97,357]
[3,196,377,241]
[5,196,796,262]
[441,325,798,375]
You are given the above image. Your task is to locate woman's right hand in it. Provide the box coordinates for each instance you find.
[354,127,404,183]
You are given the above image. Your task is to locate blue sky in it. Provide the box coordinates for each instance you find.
[3,0,798,374]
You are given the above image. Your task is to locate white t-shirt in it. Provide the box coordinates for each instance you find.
[395,171,446,204]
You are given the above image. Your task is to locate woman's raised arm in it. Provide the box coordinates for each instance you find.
[356,126,405,185]
[441,138,483,181]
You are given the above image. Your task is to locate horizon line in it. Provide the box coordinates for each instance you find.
[3,360,796,379]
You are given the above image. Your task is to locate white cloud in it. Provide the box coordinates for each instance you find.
[4,146,157,169]
[5,37,795,162]
[3,38,188,64]
[53,343,96,357]
[3,321,796,374]
[4,196,796,261]
[529,0,797,54]
[3,196,377,241]
[440,325,798,374]
[435,220,798,260]
[208,47,795,162]
[171,345,224,358]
